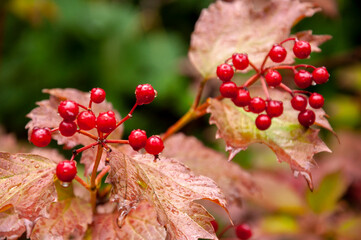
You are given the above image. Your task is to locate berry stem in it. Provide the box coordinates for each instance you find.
[95,165,111,186]
[279,83,294,96]
[242,72,261,88]
[77,130,98,140]
[74,175,90,190]
[88,98,92,109]
[248,60,260,73]
[192,77,209,110]
[218,224,234,239]
[260,76,270,100]
[295,64,316,70]
[77,103,89,110]
[104,139,129,144]
[75,141,99,155]
[50,128,58,133]
[90,143,104,212]
[294,90,312,95]
[268,65,295,71]
[279,37,296,45]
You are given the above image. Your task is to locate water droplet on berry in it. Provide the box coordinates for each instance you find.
[60,181,70,188]
[312,81,316,86]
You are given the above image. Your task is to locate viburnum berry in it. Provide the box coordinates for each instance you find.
[293,40,311,59]
[265,69,282,87]
[128,129,147,151]
[219,81,238,98]
[298,109,316,127]
[309,93,324,109]
[232,53,249,70]
[135,84,157,105]
[97,111,116,133]
[294,70,312,89]
[291,95,307,111]
[249,97,266,113]
[216,63,234,82]
[269,44,287,63]
[232,89,251,107]
[210,220,218,232]
[58,100,79,121]
[56,160,77,182]
[77,111,96,130]
[90,88,106,104]
[30,128,52,147]
[255,114,271,130]
[235,224,252,240]
[59,121,77,137]
[145,135,164,155]
[266,100,283,118]
[312,67,329,84]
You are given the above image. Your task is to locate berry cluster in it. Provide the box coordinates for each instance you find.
[216,39,329,130]
[211,220,252,240]
[30,84,163,183]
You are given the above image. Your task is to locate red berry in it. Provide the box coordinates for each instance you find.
[235,224,252,240]
[135,84,156,105]
[129,129,147,151]
[56,160,77,182]
[211,220,218,232]
[291,95,307,111]
[97,111,116,133]
[255,114,271,130]
[293,40,311,59]
[30,128,52,147]
[269,44,287,63]
[145,135,164,155]
[216,63,234,82]
[58,100,79,121]
[294,70,312,89]
[249,97,266,113]
[232,89,251,107]
[77,111,96,130]
[298,109,316,127]
[312,67,329,84]
[219,81,238,98]
[265,70,282,87]
[59,121,77,137]
[266,100,283,118]
[309,93,324,109]
[90,88,106,104]
[232,53,249,70]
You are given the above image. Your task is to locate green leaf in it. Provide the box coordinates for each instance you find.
[261,215,299,234]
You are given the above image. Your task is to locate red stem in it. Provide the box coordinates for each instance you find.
[51,128,59,133]
[279,37,296,45]
[105,139,129,144]
[77,103,88,110]
[75,176,90,190]
[278,83,294,96]
[88,99,93,109]
[294,64,316,70]
[242,72,261,88]
[260,76,270,100]
[77,130,98,140]
[95,165,111,186]
[75,142,99,154]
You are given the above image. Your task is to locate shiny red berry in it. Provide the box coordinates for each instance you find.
[135,84,156,105]
[309,93,324,109]
[269,44,287,63]
[77,111,96,130]
[30,128,52,147]
[59,121,77,137]
[90,88,106,104]
[265,69,282,87]
[293,40,311,59]
[312,67,329,84]
[56,160,77,182]
[235,224,252,240]
[97,111,116,133]
[219,81,238,98]
[145,136,164,155]
[294,70,312,89]
[58,100,79,121]
[291,95,307,111]
[211,220,218,232]
[129,129,147,151]
[249,97,266,113]
[216,63,234,82]
[232,53,249,70]
[232,89,251,107]
[298,109,316,127]
[255,114,271,130]
[266,100,283,118]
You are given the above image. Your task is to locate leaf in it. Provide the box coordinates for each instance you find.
[189,0,330,78]
[91,200,166,240]
[0,152,57,222]
[30,198,92,240]
[207,87,331,190]
[0,207,26,240]
[105,149,227,240]
[163,133,257,208]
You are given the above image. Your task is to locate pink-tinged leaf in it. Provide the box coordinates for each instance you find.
[106,149,227,240]
[163,133,257,208]
[91,201,166,240]
[207,88,331,190]
[0,207,26,240]
[302,0,339,17]
[30,198,92,240]
[189,0,330,78]
[0,152,57,222]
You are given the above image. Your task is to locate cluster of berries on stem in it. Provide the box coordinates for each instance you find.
[211,220,252,240]
[216,38,329,130]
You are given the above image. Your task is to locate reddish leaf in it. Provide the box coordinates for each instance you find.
[106,149,227,240]
[30,198,92,239]
[189,0,330,78]
[91,201,166,240]
[207,88,331,190]
[0,207,26,240]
